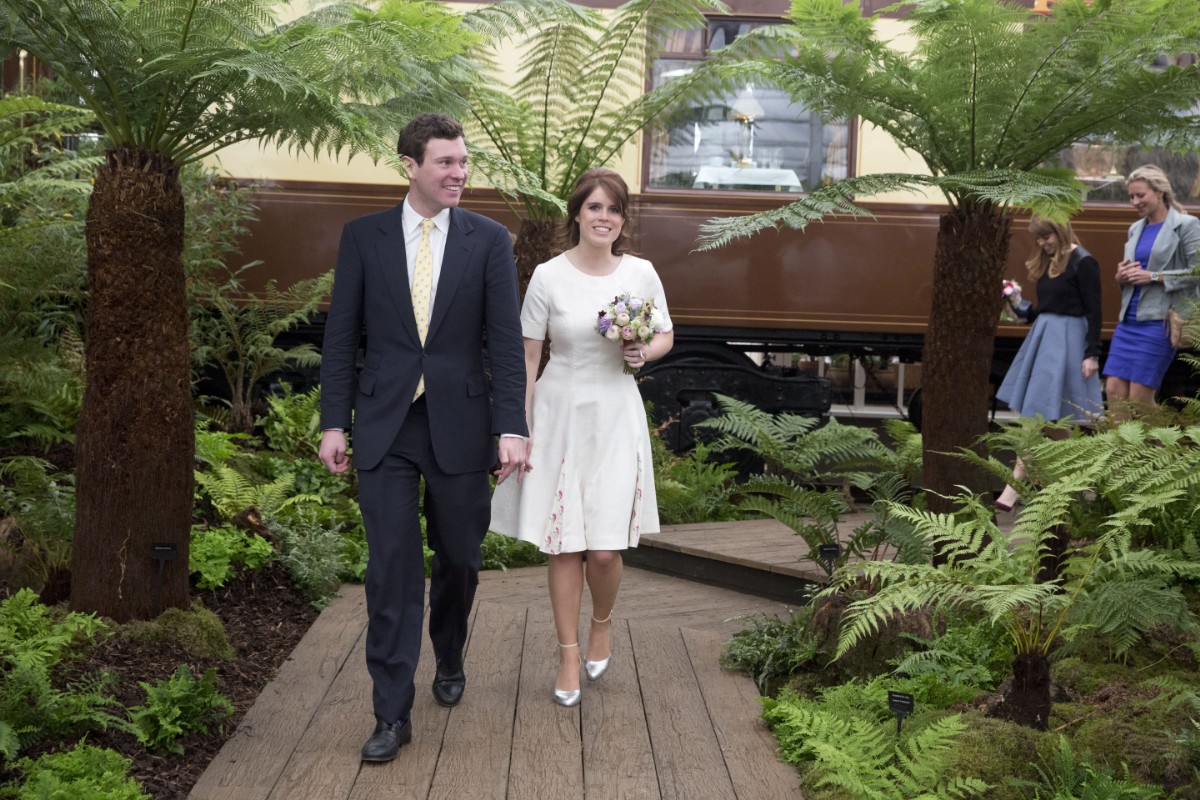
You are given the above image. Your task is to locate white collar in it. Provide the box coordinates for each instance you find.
[402,198,451,235]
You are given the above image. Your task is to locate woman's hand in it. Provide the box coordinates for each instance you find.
[1082,357,1099,380]
[622,342,648,371]
[1116,259,1148,285]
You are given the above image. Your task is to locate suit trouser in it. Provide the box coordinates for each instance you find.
[356,398,491,724]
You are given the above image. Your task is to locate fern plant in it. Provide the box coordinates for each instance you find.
[191,269,332,435]
[128,665,234,755]
[762,688,990,800]
[0,95,93,448]
[698,395,925,573]
[194,464,318,522]
[970,420,1200,551]
[189,525,275,590]
[1029,735,1164,800]
[453,0,733,289]
[828,478,1200,729]
[0,590,126,761]
[696,394,891,481]
[0,457,76,587]
[8,743,148,800]
[260,384,324,459]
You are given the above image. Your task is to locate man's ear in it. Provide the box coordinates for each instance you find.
[399,155,415,177]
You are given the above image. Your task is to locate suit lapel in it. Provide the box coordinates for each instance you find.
[1151,208,1182,270]
[426,208,474,342]
[376,205,422,346]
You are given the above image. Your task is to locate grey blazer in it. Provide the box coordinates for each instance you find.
[1118,206,1200,321]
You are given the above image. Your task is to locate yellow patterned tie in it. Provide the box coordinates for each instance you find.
[412,218,434,400]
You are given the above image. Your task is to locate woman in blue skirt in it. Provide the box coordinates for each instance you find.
[1103,164,1200,418]
[995,217,1103,511]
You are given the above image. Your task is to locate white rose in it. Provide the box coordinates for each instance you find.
[650,309,665,330]
[605,326,620,340]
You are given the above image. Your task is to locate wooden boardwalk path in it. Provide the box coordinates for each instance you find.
[189,561,804,800]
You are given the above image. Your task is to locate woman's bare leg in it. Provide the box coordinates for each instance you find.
[584,550,623,663]
[1106,376,1132,421]
[548,552,584,692]
[996,457,1025,510]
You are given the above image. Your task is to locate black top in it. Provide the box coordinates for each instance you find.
[1025,246,1102,359]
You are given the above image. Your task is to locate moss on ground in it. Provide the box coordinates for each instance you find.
[122,601,233,660]
[945,713,1055,800]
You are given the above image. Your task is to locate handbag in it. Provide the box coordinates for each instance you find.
[1168,308,1193,349]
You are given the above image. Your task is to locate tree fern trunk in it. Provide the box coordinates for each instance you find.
[70,146,193,622]
[922,208,1010,526]
[514,217,560,300]
[1003,652,1052,730]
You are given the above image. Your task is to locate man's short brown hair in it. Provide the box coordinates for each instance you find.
[397,114,465,165]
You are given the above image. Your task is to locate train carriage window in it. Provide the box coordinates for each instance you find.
[1048,54,1200,205]
[646,19,850,193]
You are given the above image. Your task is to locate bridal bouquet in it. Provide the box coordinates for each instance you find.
[595,292,665,374]
[1000,279,1030,322]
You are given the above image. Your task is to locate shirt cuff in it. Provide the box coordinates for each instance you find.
[500,433,525,439]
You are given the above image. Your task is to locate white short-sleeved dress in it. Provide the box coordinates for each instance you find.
[490,253,672,554]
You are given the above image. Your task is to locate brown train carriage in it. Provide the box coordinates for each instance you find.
[239,180,1150,447]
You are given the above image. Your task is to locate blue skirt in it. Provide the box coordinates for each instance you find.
[997,313,1103,423]
[1102,317,1175,389]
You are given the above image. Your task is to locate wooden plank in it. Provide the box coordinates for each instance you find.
[266,627,372,800]
[681,629,804,799]
[426,601,526,800]
[581,617,660,800]
[630,622,737,800]
[347,603,467,800]
[507,608,585,799]
[188,585,367,800]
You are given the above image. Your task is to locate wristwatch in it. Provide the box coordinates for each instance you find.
[1151,271,1162,283]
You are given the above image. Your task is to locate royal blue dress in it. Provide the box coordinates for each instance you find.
[1102,223,1176,389]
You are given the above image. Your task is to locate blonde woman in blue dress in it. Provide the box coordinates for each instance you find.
[490,168,674,706]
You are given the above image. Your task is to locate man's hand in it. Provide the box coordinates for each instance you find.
[319,430,351,474]
[494,436,530,485]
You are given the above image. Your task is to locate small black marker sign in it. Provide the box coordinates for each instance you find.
[888,691,915,734]
[817,543,840,575]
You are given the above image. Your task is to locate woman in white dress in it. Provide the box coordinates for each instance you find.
[490,168,674,706]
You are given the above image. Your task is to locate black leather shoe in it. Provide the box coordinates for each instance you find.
[432,663,466,707]
[361,718,412,762]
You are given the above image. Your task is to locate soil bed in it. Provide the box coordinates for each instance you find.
[3,562,318,799]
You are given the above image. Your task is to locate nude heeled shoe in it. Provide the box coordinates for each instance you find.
[553,642,581,707]
[585,614,612,681]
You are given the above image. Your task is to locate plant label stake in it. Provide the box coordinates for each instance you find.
[817,543,840,577]
[151,543,177,616]
[888,690,914,735]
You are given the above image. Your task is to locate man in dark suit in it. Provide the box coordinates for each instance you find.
[318,114,528,762]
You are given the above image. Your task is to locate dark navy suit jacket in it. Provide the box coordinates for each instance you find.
[319,203,528,472]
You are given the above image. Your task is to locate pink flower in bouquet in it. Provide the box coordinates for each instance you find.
[596,291,663,374]
[1000,279,1025,322]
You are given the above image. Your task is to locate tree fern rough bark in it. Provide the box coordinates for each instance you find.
[514,217,560,298]
[922,208,1010,518]
[1003,652,1051,730]
[72,147,193,621]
